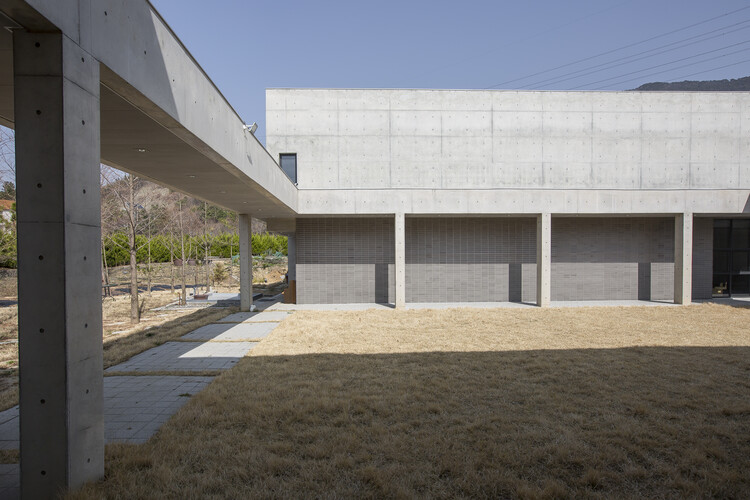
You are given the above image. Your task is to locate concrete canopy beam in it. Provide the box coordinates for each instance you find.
[0,1,298,217]
[14,31,104,496]
[239,214,253,312]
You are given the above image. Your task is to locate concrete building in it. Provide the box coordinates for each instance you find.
[0,0,748,496]
[265,88,750,306]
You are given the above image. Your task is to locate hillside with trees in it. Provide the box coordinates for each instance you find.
[633,75,750,91]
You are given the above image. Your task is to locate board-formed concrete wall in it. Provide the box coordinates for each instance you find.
[551,217,674,301]
[296,218,394,304]
[406,217,536,302]
[267,89,750,193]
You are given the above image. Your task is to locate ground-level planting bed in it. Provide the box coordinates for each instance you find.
[73,305,750,498]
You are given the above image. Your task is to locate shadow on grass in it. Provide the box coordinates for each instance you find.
[79,346,750,499]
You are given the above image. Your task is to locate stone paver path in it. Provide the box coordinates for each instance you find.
[0,305,291,498]
[219,310,290,323]
[245,310,291,322]
[105,376,213,443]
[0,408,18,450]
[0,376,214,450]
[181,322,276,341]
[0,464,19,499]
[215,312,257,323]
[106,341,257,373]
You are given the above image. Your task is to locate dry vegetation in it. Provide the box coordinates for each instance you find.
[72,304,750,499]
[0,256,286,411]
[0,291,237,411]
[103,257,287,296]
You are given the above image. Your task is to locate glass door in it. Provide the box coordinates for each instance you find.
[713,219,750,297]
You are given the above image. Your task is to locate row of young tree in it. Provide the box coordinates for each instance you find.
[102,232,287,267]
[100,166,285,323]
[0,127,285,325]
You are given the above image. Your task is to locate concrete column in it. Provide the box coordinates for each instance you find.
[14,32,104,496]
[536,213,551,307]
[674,213,693,305]
[287,233,296,281]
[394,213,406,309]
[239,214,253,312]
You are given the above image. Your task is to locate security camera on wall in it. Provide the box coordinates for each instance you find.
[243,122,258,134]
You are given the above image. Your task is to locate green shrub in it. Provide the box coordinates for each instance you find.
[212,262,229,283]
[102,231,287,267]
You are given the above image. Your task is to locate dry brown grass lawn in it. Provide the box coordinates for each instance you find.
[71,303,750,499]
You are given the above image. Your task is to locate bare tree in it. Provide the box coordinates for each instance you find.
[100,166,122,298]
[100,168,152,323]
[169,225,175,294]
[178,198,188,305]
[125,175,139,322]
[0,126,15,183]
[203,202,211,293]
[99,165,241,309]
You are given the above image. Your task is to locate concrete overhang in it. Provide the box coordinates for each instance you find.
[0,0,298,218]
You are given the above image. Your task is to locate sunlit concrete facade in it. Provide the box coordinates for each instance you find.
[2,0,750,495]
[266,88,750,306]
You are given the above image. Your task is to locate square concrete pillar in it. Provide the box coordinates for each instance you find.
[239,214,253,311]
[536,213,551,307]
[674,213,693,305]
[395,213,406,308]
[14,32,104,496]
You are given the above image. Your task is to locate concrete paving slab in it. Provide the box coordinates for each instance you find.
[696,297,750,307]
[406,302,536,310]
[0,376,214,452]
[549,300,676,308]
[215,311,258,323]
[270,301,678,311]
[102,376,214,444]
[269,303,394,311]
[408,301,674,309]
[181,322,277,341]
[105,342,256,373]
[242,310,291,322]
[0,464,19,499]
[0,408,17,450]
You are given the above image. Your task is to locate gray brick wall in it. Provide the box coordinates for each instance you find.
[692,217,713,300]
[296,218,394,304]
[296,215,708,304]
[552,218,674,301]
[406,218,537,302]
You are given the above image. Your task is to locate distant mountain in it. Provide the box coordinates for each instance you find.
[632,76,750,91]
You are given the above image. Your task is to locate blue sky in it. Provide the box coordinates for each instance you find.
[152,0,750,143]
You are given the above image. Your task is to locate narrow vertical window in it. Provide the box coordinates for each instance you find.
[280,153,297,184]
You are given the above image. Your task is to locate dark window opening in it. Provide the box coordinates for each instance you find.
[713,219,750,297]
[280,153,297,184]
